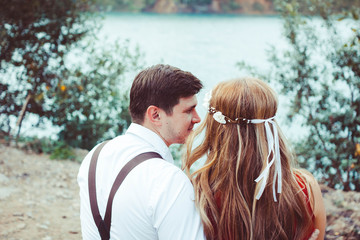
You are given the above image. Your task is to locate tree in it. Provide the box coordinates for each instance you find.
[0,0,98,137]
[0,0,141,149]
[264,0,360,191]
[50,38,141,149]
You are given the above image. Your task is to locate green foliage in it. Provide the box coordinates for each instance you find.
[50,141,76,161]
[267,0,360,191]
[17,136,76,160]
[0,0,98,116]
[0,0,141,150]
[170,144,183,168]
[185,0,212,6]
[18,136,52,154]
[100,0,245,13]
[252,2,265,12]
[48,38,141,149]
[220,1,242,13]
[101,0,157,12]
[0,0,98,136]
[93,0,357,14]
[238,0,360,191]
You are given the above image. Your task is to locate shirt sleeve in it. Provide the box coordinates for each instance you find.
[150,163,205,240]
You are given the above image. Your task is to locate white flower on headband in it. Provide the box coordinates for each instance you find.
[213,111,226,124]
[202,90,212,109]
[209,108,282,202]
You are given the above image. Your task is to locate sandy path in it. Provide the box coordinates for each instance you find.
[0,145,83,240]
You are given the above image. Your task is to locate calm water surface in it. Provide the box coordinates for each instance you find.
[101,13,284,87]
[99,13,297,133]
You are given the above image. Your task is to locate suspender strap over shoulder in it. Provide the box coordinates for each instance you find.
[88,141,162,240]
[88,141,109,240]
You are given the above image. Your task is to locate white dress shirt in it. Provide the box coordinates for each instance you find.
[77,123,205,239]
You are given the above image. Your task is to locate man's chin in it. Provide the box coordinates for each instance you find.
[173,131,192,145]
[174,137,186,145]
[178,139,186,144]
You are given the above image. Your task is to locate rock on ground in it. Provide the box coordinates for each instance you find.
[322,185,360,239]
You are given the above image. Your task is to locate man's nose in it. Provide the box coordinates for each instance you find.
[192,109,201,123]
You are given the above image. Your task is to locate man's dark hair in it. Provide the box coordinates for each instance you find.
[129,64,203,124]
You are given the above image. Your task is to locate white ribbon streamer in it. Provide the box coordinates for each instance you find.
[252,117,282,202]
[204,90,283,202]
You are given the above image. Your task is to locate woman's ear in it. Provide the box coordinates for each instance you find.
[145,105,162,126]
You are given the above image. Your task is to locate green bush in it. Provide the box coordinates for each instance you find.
[50,141,76,161]
[220,1,242,12]
[238,0,360,191]
[17,137,76,160]
[0,1,141,150]
[252,2,264,12]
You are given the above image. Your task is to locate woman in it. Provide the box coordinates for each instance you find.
[183,77,326,240]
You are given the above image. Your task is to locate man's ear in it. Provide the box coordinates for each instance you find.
[145,105,162,126]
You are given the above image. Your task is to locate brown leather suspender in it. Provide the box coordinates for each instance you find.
[88,141,162,240]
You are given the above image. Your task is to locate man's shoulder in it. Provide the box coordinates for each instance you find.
[126,157,191,194]
[138,157,186,178]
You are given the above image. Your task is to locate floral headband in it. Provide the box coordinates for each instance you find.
[203,90,282,202]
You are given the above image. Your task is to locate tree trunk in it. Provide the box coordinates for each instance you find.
[15,94,32,143]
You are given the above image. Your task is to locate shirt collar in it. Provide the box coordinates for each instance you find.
[126,123,174,164]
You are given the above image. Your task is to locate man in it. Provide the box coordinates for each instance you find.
[77,64,205,239]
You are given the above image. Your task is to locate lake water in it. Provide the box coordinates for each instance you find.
[98,13,303,139]
[16,13,296,140]
[100,13,285,87]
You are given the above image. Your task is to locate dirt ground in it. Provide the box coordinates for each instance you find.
[0,144,83,240]
[0,144,359,239]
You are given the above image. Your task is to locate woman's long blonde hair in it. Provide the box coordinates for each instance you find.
[183,78,313,240]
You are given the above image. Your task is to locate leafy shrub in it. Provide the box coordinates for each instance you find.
[252,2,264,12]
[17,137,76,160]
[0,1,141,150]
[238,0,360,191]
[50,141,76,161]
